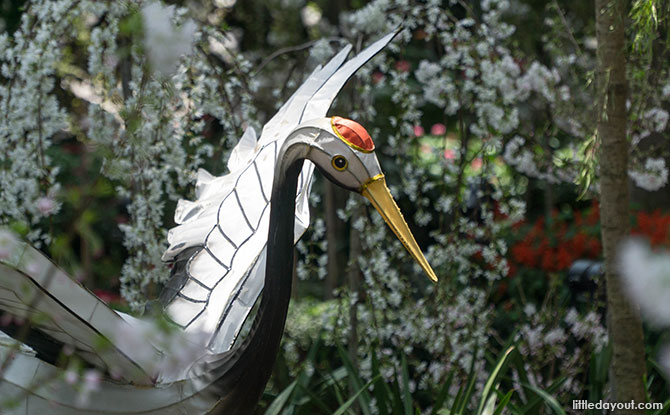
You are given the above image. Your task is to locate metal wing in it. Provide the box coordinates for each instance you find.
[0,238,161,384]
[161,32,397,353]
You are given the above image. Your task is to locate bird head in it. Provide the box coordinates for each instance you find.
[302,116,438,283]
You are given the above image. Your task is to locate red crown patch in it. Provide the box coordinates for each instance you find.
[331,116,375,153]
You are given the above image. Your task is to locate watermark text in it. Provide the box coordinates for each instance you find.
[573,400,662,411]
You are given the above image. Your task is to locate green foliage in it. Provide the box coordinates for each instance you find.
[575,131,598,200]
[263,342,519,415]
[630,0,666,54]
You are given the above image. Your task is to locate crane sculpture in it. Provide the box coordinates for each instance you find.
[0,32,437,414]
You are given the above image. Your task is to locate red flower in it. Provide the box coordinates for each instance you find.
[632,210,670,247]
[471,158,483,170]
[587,237,601,257]
[497,281,509,296]
[372,71,385,84]
[541,248,556,272]
[587,200,600,225]
[93,290,121,304]
[505,201,670,280]
[431,123,447,136]
[395,60,411,73]
[413,125,425,137]
[555,245,573,270]
[511,242,536,267]
[472,249,484,262]
[571,233,587,257]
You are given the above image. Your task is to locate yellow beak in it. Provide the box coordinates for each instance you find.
[360,175,438,282]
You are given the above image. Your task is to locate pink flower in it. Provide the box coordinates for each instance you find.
[83,370,101,390]
[471,157,483,170]
[444,149,455,160]
[76,369,102,406]
[430,123,446,136]
[64,370,78,385]
[372,71,385,84]
[0,229,17,259]
[395,60,410,72]
[413,125,425,137]
[36,196,57,216]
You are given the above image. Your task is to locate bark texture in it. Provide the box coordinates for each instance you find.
[595,0,646,410]
[347,213,362,413]
[324,180,347,298]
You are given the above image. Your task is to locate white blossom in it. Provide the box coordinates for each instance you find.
[629,157,669,191]
[141,1,197,77]
[0,0,68,245]
[309,38,335,63]
[0,229,18,260]
[415,61,442,83]
[662,83,670,99]
[208,31,240,65]
[620,239,670,326]
[523,303,537,317]
[214,0,237,7]
[301,4,322,27]
[644,108,669,132]
[344,0,390,35]
[516,62,558,102]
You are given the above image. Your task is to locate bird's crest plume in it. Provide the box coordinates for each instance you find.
[331,116,375,153]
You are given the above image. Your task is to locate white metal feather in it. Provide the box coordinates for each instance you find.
[161,32,396,353]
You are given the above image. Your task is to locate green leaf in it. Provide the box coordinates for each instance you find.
[455,345,479,414]
[401,354,413,415]
[430,370,455,415]
[295,382,334,413]
[521,383,565,415]
[264,380,297,415]
[476,347,514,415]
[519,377,566,413]
[332,375,381,415]
[493,390,513,415]
[480,393,497,415]
[370,347,391,415]
[337,345,373,415]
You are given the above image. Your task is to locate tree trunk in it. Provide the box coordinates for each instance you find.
[595,0,646,410]
[324,180,345,298]
[347,221,361,367]
[347,209,362,413]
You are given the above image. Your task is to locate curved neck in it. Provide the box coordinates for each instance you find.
[208,132,312,414]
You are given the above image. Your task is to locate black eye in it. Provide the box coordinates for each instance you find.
[331,155,348,171]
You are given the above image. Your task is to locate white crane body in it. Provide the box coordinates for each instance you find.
[0,33,399,414]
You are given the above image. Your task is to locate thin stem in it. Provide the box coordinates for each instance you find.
[253,37,344,76]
